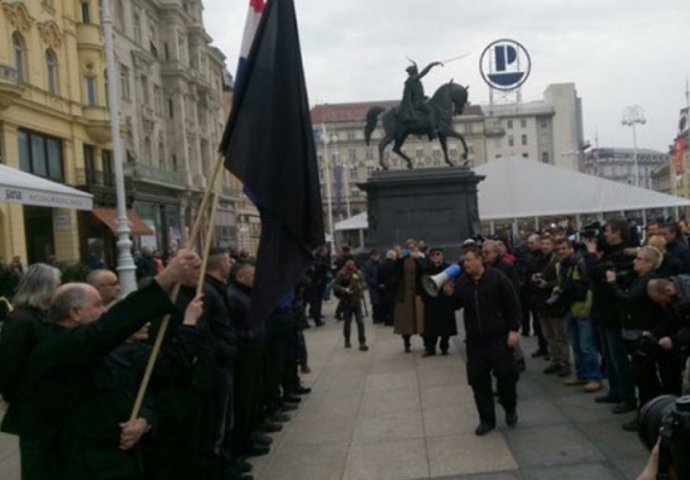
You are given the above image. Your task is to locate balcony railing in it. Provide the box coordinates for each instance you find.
[125,163,186,187]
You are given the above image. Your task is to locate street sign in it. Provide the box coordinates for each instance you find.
[479,39,531,91]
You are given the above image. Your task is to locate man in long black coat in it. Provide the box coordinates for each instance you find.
[20,251,201,480]
[421,248,457,356]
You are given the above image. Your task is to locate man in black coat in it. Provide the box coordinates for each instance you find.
[450,247,522,436]
[20,250,201,480]
[421,248,457,356]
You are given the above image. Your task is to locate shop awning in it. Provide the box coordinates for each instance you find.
[0,163,93,210]
[92,207,154,236]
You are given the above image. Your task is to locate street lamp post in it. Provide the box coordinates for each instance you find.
[102,0,136,295]
[621,105,646,188]
[320,125,335,247]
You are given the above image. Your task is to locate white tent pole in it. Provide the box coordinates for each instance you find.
[534,217,539,231]
[358,229,365,250]
[641,209,647,227]
[490,220,496,235]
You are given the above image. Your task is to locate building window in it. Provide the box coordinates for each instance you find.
[12,32,26,82]
[347,131,356,141]
[520,119,527,128]
[348,148,356,161]
[522,153,528,159]
[80,1,91,23]
[154,86,163,116]
[539,117,548,128]
[115,0,125,28]
[521,134,528,146]
[367,166,374,176]
[119,64,130,100]
[140,75,149,105]
[46,49,58,95]
[171,154,178,170]
[85,76,97,106]
[449,147,458,158]
[508,135,514,147]
[168,99,174,118]
[18,129,64,182]
[542,152,549,163]
[432,148,441,159]
[83,144,96,183]
[349,168,357,180]
[133,11,142,44]
[506,119,513,129]
[415,147,423,158]
[102,150,113,179]
[365,148,373,160]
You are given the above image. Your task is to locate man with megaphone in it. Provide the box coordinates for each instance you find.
[420,248,458,356]
[445,246,522,436]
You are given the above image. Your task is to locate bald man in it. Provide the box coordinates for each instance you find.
[87,269,121,310]
[21,250,202,480]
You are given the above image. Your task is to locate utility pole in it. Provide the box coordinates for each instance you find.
[101,0,136,295]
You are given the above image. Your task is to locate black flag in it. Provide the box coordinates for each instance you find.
[219,0,324,330]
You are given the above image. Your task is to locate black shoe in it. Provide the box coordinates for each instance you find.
[295,386,312,395]
[557,365,571,377]
[345,340,352,348]
[233,458,253,473]
[260,422,283,433]
[441,350,449,356]
[283,395,301,404]
[474,423,495,436]
[595,395,618,404]
[240,443,270,458]
[250,432,273,446]
[315,321,325,327]
[506,410,518,427]
[612,401,636,414]
[359,344,369,351]
[543,364,560,374]
[622,419,638,432]
[531,349,548,358]
[270,412,290,423]
[303,323,312,329]
[279,403,298,412]
[422,351,436,358]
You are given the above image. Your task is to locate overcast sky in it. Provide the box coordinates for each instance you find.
[203,0,690,153]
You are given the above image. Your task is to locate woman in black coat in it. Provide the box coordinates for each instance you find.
[420,249,458,356]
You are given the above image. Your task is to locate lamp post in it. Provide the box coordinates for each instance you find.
[320,125,335,247]
[101,0,136,295]
[621,105,646,188]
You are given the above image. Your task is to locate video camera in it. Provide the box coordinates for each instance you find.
[638,395,690,480]
[579,221,602,240]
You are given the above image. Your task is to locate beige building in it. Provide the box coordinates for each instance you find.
[0,0,111,264]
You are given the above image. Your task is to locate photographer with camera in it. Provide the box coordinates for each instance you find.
[604,246,676,431]
[583,218,637,414]
[553,238,602,392]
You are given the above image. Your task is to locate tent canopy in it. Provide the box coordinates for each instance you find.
[0,163,93,211]
[333,157,690,231]
[474,157,690,220]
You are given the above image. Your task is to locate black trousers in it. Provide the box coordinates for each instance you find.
[424,335,450,353]
[343,304,366,345]
[630,349,683,408]
[232,344,265,448]
[466,337,518,426]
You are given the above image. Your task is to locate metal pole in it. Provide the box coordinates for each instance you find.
[102,0,136,295]
[632,123,639,187]
[321,125,335,248]
[343,158,351,218]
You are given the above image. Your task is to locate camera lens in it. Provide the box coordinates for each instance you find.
[637,395,677,451]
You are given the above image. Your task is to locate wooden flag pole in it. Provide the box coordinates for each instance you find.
[129,153,226,421]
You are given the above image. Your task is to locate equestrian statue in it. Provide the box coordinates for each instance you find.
[364,60,470,170]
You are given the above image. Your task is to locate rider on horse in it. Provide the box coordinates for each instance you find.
[399,60,443,138]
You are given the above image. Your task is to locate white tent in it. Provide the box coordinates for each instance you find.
[333,157,690,232]
[0,163,93,210]
[474,157,690,220]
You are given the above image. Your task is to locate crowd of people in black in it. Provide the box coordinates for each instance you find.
[0,247,312,480]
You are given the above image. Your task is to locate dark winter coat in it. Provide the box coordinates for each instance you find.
[421,262,458,338]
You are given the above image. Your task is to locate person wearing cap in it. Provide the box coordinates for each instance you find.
[421,248,457,356]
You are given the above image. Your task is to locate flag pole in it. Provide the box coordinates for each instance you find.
[129,153,225,421]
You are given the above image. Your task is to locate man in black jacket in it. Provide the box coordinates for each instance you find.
[584,218,637,414]
[450,247,521,436]
[20,250,201,480]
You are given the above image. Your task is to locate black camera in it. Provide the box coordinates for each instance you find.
[638,395,690,480]
[579,221,601,239]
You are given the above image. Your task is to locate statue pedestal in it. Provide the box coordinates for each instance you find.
[359,167,484,259]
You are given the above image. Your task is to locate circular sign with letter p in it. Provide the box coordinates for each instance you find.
[479,39,531,91]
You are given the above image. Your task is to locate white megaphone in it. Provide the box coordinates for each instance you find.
[422,264,462,297]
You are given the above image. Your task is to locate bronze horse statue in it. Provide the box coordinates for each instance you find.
[364,81,470,170]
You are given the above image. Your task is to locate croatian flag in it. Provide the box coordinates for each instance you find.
[234,0,265,100]
[219,0,324,331]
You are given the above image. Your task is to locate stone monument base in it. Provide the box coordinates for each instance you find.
[359,167,483,260]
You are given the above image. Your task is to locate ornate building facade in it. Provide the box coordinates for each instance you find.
[0,0,111,263]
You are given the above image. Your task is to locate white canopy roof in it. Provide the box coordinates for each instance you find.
[334,211,367,231]
[474,157,690,220]
[0,163,93,211]
[332,157,690,231]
